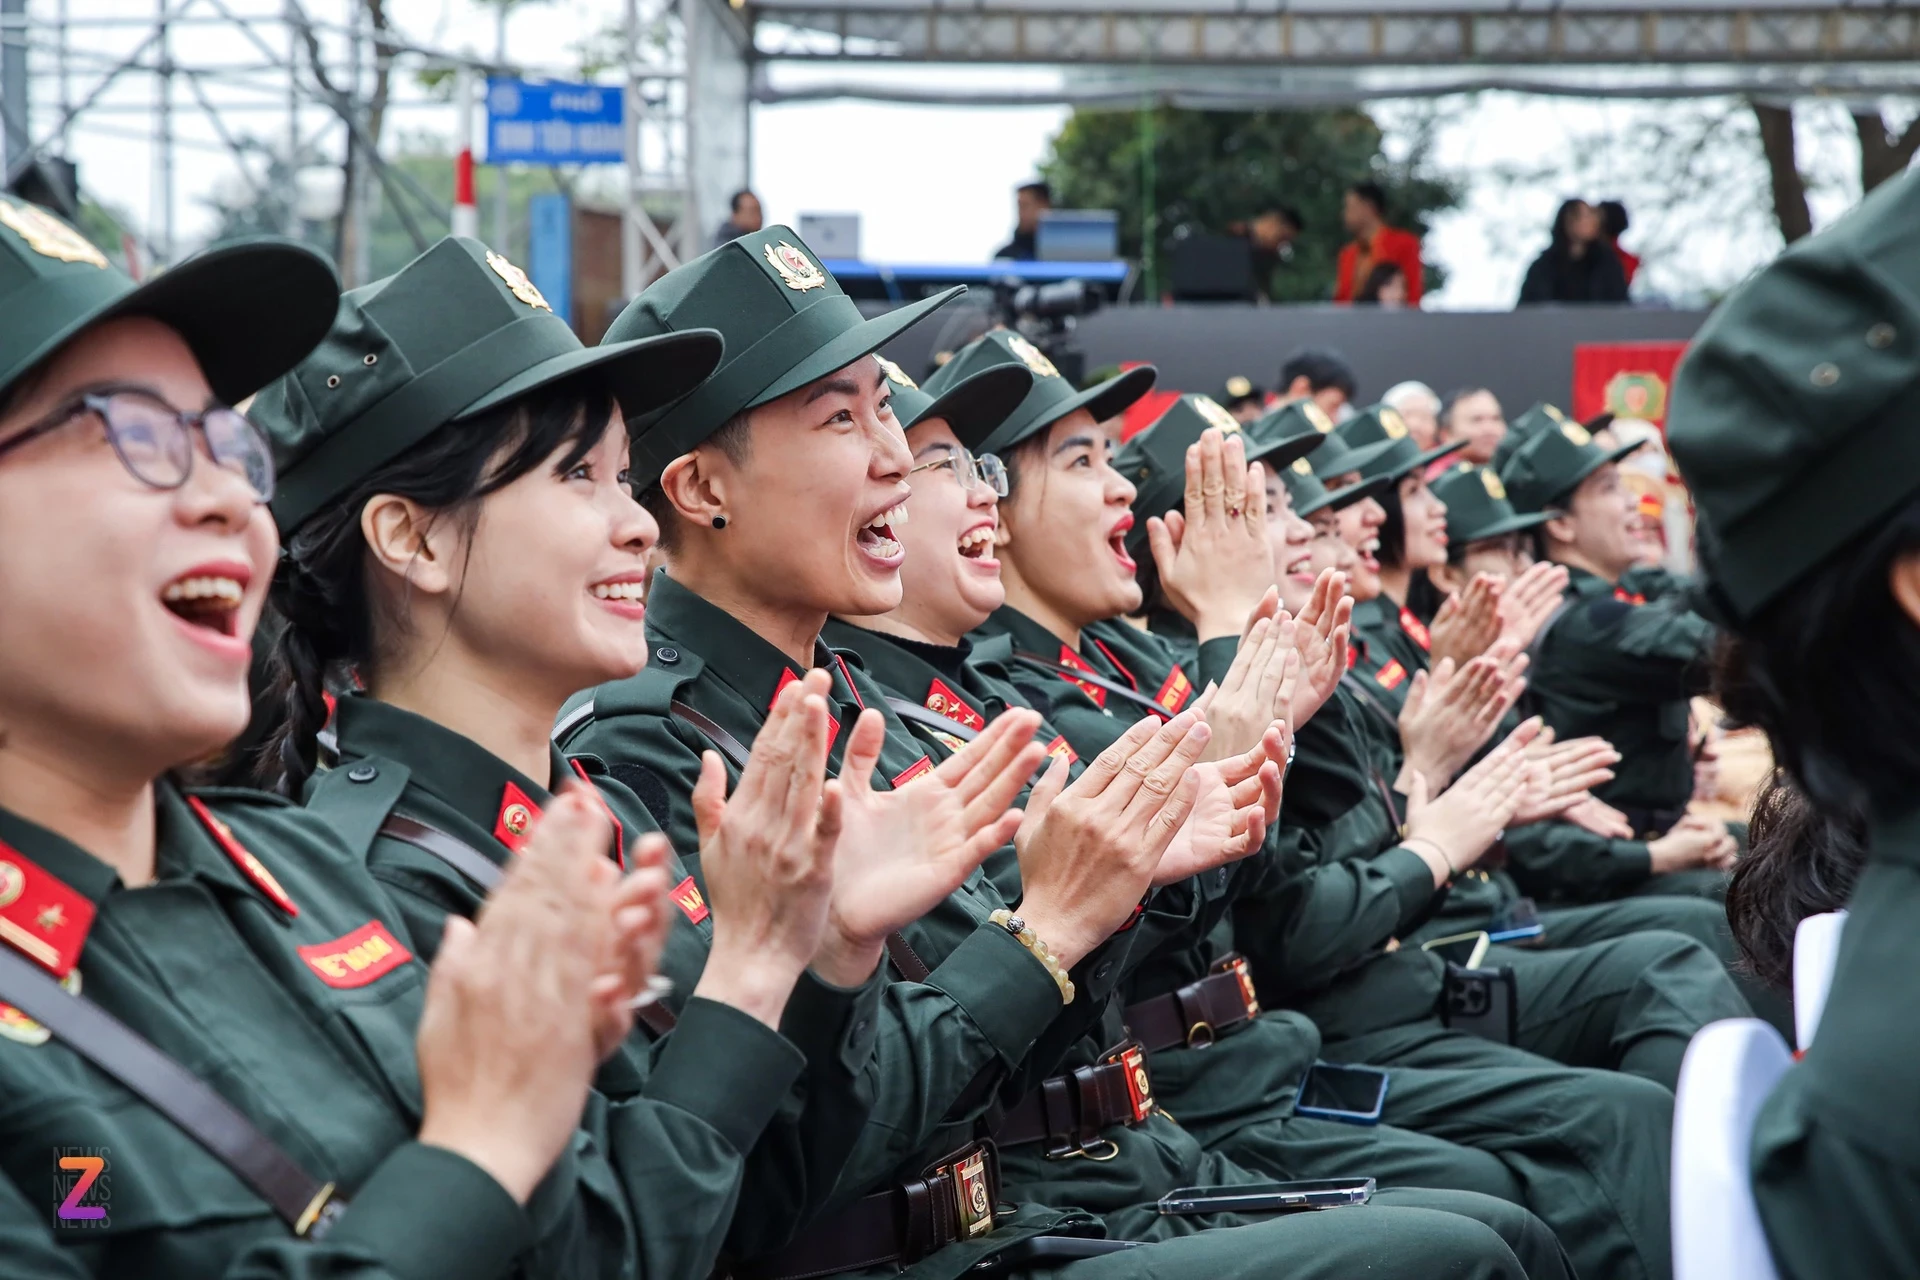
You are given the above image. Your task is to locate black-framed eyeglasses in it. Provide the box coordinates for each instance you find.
[0,389,275,503]
[909,446,1009,498]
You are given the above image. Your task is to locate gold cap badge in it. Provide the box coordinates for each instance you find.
[1480,469,1507,500]
[1542,403,1567,423]
[764,241,827,292]
[1380,407,1408,439]
[876,354,917,389]
[1291,457,1314,476]
[1560,421,1593,447]
[1005,333,1059,379]
[1192,395,1241,435]
[486,252,552,311]
[1304,402,1334,433]
[0,200,108,268]
[1225,375,1252,398]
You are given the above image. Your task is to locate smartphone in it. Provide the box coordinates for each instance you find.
[1487,922,1547,946]
[1441,963,1518,1045]
[1294,1062,1390,1126]
[1489,898,1547,948]
[1157,1177,1376,1216]
[1421,929,1491,969]
[969,1236,1144,1273]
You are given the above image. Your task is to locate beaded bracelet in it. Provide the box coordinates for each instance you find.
[989,909,1076,1005]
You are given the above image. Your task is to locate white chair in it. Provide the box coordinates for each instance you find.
[1792,910,1848,1051]
[1672,1018,1793,1280]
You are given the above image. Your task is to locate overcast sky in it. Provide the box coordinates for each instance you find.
[22,0,1873,308]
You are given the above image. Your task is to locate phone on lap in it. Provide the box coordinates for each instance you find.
[1156,1178,1376,1215]
[1293,1062,1390,1125]
[1421,929,1492,969]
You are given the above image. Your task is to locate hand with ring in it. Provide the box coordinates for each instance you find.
[1144,427,1277,642]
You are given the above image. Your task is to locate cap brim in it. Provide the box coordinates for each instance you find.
[1376,438,1468,483]
[1456,509,1554,541]
[20,238,339,405]
[1544,439,1644,509]
[1313,437,1396,481]
[457,328,725,424]
[1246,428,1325,472]
[982,363,1158,454]
[907,362,1034,452]
[750,286,964,412]
[1304,473,1392,515]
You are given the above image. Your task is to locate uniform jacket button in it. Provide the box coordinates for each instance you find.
[347,764,378,783]
[655,646,679,664]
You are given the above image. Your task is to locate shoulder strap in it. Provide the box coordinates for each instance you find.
[0,945,347,1236]
[1339,671,1402,732]
[670,700,751,770]
[884,697,981,745]
[884,932,933,982]
[1011,652,1172,721]
[377,814,677,1037]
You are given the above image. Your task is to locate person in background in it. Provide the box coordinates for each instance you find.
[1598,200,1640,287]
[1518,200,1629,306]
[993,181,1052,261]
[1238,204,1304,301]
[1279,346,1358,421]
[712,188,763,249]
[1383,380,1442,450]
[1356,262,1410,307]
[1334,181,1424,306]
[1221,375,1270,423]
[1439,387,1509,465]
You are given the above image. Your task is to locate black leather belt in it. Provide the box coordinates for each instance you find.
[729,1142,998,1280]
[992,1042,1156,1160]
[1123,953,1261,1052]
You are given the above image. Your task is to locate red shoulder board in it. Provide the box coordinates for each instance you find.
[0,843,95,978]
[1375,659,1407,691]
[1399,607,1432,652]
[567,760,625,871]
[774,668,841,743]
[1345,644,1360,671]
[1043,735,1079,765]
[1613,588,1648,606]
[891,757,935,787]
[1154,667,1194,714]
[1055,645,1106,708]
[925,679,985,731]
[670,875,710,924]
[187,796,299,918]
[297,920,412,988]
[493,781,541,854]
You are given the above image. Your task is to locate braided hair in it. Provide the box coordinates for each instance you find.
[256,383,614,796]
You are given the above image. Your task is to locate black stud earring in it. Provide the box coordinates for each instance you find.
[712,515,728,530]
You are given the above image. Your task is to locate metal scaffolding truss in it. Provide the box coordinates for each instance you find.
[748,2,1920,67]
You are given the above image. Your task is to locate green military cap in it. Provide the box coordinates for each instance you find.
[1430,459,1551,543]
[1666,165,1920,622]
[1491,401,1572,471]
[1221,374,1266,410]
[605,226,959,484]
[1336,401,1465,483]
[1307,425,1395,483]
[1114,393,1259,550]
[255,236,721,532]
[922,329,1156,455]
[875,353,1032,451]
[0,196,337,407]
[1244,398,1334,471]
[1497,413,1639,515]
[1281,452,1388,517]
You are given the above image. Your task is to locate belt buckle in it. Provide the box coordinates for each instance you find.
[1213,953,1262,1019]
[1185,1019,1216,1048]
[1105,1040,1157,1124]
[933,1141,999,1239]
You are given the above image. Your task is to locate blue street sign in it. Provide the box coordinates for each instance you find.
[527,193,573,327]
[486,78,624,166]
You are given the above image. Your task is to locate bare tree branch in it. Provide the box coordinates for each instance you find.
[1752,100,1812,243]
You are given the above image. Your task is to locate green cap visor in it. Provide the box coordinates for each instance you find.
[923,329,1157,456]
[888,360,1034,451]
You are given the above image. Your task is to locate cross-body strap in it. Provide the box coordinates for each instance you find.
[0,944,347,1237]
[884,697,982,745]
[1012,652,1173,721]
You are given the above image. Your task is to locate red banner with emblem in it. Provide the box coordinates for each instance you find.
[1571,341,1689,433]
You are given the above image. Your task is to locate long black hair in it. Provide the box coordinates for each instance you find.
[256,383,613,796]
[1724,767,1865,989]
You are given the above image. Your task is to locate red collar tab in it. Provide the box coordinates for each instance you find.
[891,757,934,787]
[1345,644,1360,671]
[567,761,625,871]
[925,679,986,731]
[0,841,95,978]
[297,921,412,988]
[774,668,842,744]
[1154,667,1194,715]
[1375,659,1407,691]
[187,796,299,918]
[1089,638,1142,692]
[1613,588,1648,606]
[1043,734,1079,765]
[1056,645,1107,708]
[670,875,710,924]
[1399,607,1432,652]
[493,782,541,853]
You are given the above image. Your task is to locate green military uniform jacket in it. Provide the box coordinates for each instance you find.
[0,784,554,1279]
[307,694,879,1263]
[1528,566,1715,827]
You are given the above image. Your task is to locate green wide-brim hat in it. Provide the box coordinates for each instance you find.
[1430,459,1553,543]
[255,236,722,531]
[1308,429,1397,484]
[923,329,1157,455]
[878,355,1033,452]
[1337,401,1466,483]
[1114,392,1269,551]
[1497,417,1641,516]
[606,226,960,483]
[1492,401,1574,472]
[1667,164,1920,622]
[1282,453,1389,517]
[1243,398,1333,473]
[0,197,338,407]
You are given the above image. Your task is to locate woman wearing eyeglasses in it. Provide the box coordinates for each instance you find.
[0,207,670,1278]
